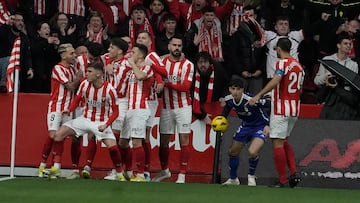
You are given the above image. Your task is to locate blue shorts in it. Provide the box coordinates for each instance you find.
[233,125,266,144]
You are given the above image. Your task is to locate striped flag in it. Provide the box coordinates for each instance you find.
[6,37,21,93]
[0,1,10,25]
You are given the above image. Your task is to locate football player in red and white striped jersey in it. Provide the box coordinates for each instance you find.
[49,61,126,181]
[122,44,154,182]
[136,30,167,181]
[38,43,82,178]
[153,35,194,184]
[248,38,304,188]
[102,38,135,180]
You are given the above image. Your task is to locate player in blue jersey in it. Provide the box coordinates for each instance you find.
[221,78,270,186]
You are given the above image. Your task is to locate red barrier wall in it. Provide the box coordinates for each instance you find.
[0,94,323,181]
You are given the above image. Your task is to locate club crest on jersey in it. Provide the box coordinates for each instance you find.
[86,99,105,107]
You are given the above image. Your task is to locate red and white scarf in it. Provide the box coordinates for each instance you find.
[6,37,21,93]
[129,17,155,49]
[228,3,243,36]
[86,27,104,44]
[197,17,223,61]
[193,66,214,114]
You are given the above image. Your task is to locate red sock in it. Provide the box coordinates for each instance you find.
[41,136,54,163]
[86,139,97,167]
[179,145,189,174]
[52,140,64,164]
[133,146,145,174]
[284,141,297,175]
[159,146,169,170]
[109,145,122,173]
[143,142,151,171]
[120,147,133,171]
[71,140,81,169]
[273,147,287,184]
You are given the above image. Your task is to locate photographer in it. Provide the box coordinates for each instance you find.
[314,34,360,120]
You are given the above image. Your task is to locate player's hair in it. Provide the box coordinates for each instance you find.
[196,51,213,64]
[111,37,129,53]
[86,42,104,57]
[88,61,103,72]
[228,78,244,88]
[276,38,291,53]
[169,34,183,42]
[138,30,152,39]
[134,43,148,58]
[58,43,73,54]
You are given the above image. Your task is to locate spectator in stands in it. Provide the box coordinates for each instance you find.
[49,12,77,46]
[184,6,224,62]
[229,6,266,94]
[155,13,178,56]
[264,16,304,81]
[147,0,169,36]
[191,51,229,124]
[58,0,87,30]
[314,33,360,120]
[78,11,111,49]
[118,4,155,50]
[85,0,126,36]
[166,0,234,32]
[336,19,360,64]
[0,12,33,93]
[17,0,58,40]
[30,21,60,93]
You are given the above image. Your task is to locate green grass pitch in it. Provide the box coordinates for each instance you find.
[0,178,359,203]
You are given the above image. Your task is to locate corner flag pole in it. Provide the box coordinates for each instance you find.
[212,131,222,184]
[9,68,20,178]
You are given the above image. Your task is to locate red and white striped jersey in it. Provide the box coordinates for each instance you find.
[77,80,117,122]
[48,63,76,113]
[145,50,165,101]
[104,56,132,98]
[272,57,304,117]
[127,65,153,109]
[162,57,194,109]
[58,0,85,17]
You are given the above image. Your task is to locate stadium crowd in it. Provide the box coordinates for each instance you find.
[1,0,360,184]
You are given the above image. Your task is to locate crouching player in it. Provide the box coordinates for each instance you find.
[221,78,270,186]
[44,61,126,180]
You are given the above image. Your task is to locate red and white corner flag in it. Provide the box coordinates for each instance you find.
[6,37,21,93]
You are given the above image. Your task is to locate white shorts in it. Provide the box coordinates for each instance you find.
[74,106,84,118]
[63,116,116,141]
[159,106,192,134]
[269,114,298,139]
[112,98,128,131]
[47,112,72,131]
[122,109,151,139]
[146,99,158,127]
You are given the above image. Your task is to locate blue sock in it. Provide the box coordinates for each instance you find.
[229,156,239,179]
[248,156,259,176]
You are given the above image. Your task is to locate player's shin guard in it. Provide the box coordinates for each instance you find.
[109,145,122,173]
[273,147,287,184]
[248,156,259,176]
[86,138,97,167]
[229,156,239,179]
[284,141,297,175]
[143,142,151,172]
[133,146,145,174]
[159,146,169,170]
[41,136,54,163]
[179,145,189,174]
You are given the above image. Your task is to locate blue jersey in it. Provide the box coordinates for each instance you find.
[222,93,270,127]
